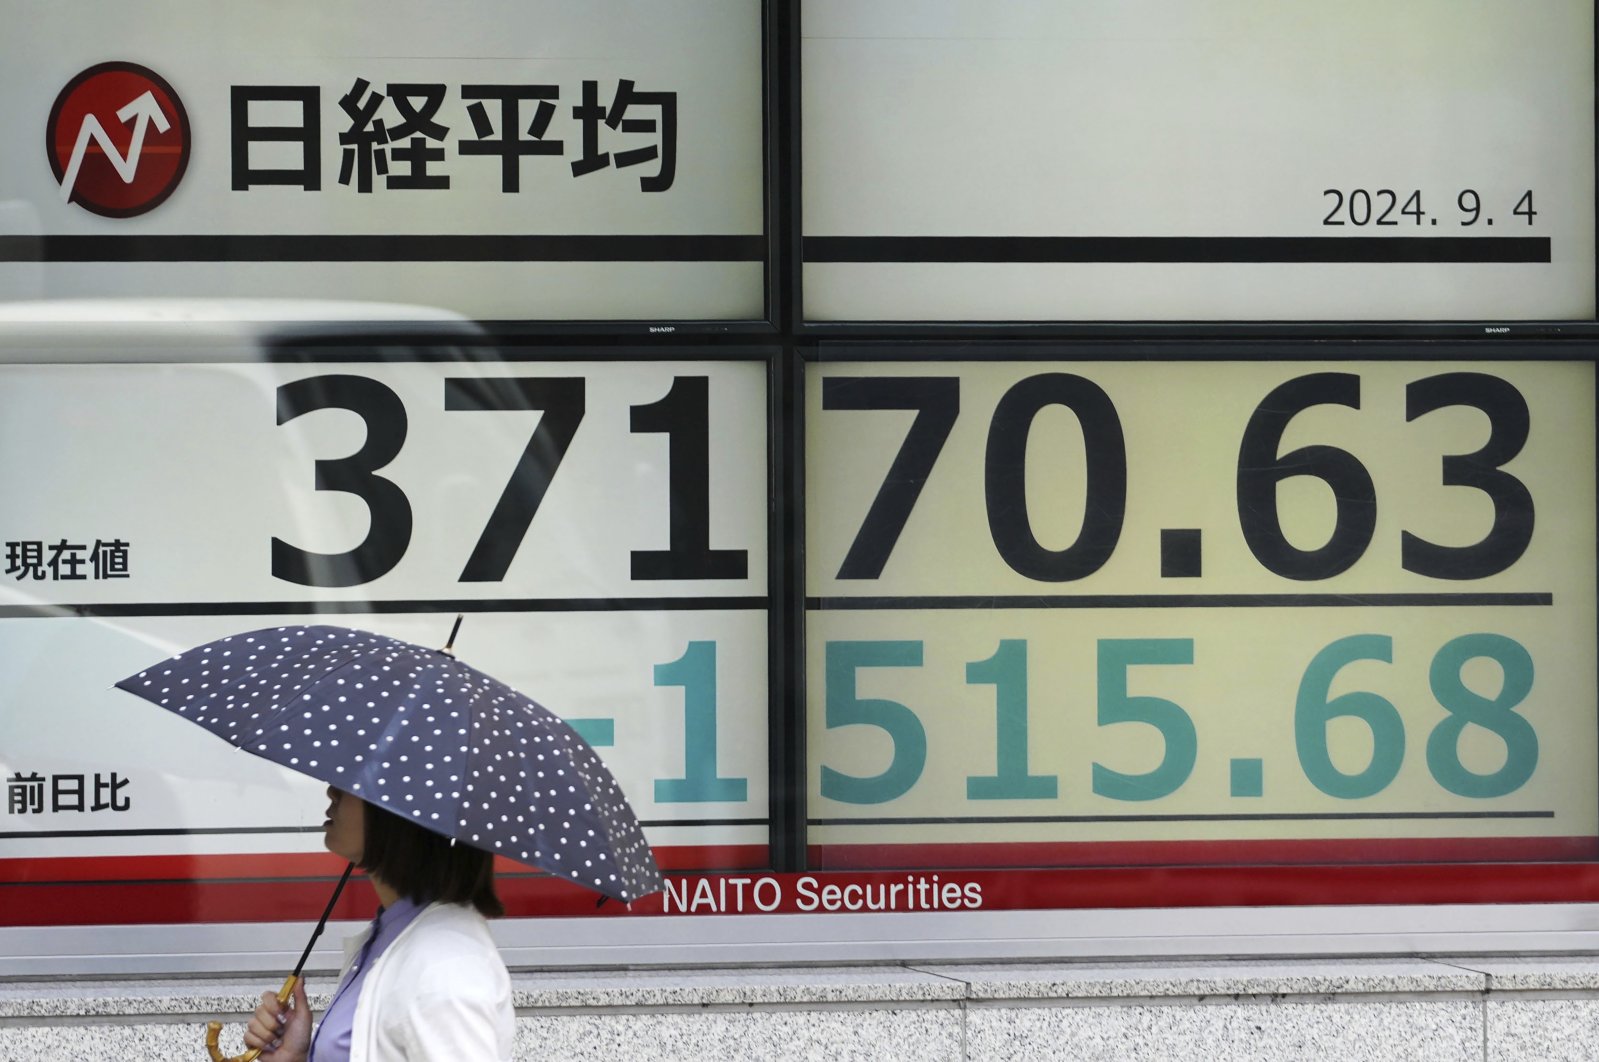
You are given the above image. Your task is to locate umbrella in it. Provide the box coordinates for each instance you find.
[114,619,662,1061]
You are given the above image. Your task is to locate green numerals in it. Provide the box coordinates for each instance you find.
[1093,639,1198,801]
[654,640,748,803]
[1294,633,1539,799]
[1295,635,1404,799]
[821,638,1201,806]
[1426,634,1537,798]
[966,640,1057,800]
[821,640,929,804]
[816,634,1540,808]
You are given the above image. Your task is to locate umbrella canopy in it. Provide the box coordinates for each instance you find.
[115,623,661,903]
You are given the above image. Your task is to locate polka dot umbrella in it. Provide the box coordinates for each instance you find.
[118,620,664,1061]
[115,621,662,903]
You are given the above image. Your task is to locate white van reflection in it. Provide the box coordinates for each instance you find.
[0,297,484,360]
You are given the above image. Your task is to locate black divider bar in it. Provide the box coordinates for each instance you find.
[808,593,1552,610]
[804,235,1551,264]
[0,234,766,263]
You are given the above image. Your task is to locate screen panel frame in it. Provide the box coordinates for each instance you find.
[797,337,1599,920]
[8,0,1599,977]
[0,339,791,960]
[0,0,782,337]
[790,1,1599,338]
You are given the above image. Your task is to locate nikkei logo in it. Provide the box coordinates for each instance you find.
[46,62,191,218]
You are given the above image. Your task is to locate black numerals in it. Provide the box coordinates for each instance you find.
[272,375,413,588]
[1236,373,1375,581]
[1323,189,1400,226]
[1401,373,1533,579]
[825,375,1126,583]
[631,376,748,580]
[1324,189,1538,227]
[1322,190,1344,225]
[1236,372,1535,582]
[444,377,586,582]
[277,372,744,588]
[823,377,960,579]
[985,374,1125,582]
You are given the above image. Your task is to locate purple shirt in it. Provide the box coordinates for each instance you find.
[308,896,426,1062]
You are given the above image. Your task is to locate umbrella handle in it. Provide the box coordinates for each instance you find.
[205,974,298,1062]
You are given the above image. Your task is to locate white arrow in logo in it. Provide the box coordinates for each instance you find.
[58,90,171,203]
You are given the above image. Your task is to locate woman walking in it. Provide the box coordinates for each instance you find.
[243,786,514,1061]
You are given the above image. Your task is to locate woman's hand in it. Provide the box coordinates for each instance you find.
[241,977,312,1061]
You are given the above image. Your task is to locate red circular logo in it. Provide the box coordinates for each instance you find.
[46,62,190,218]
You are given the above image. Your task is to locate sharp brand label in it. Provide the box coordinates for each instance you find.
[660,873,984,914]
[46,62,190,217]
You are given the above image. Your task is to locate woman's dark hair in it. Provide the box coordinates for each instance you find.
[361,802,504,918]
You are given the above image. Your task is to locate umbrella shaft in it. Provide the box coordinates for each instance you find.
[294,862,355,977]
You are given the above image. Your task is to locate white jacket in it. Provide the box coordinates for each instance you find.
[340,902,514,1062]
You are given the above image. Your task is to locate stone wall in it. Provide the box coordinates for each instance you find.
[7,956,1599,1060]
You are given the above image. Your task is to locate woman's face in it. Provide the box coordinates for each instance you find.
[323,786,365,863]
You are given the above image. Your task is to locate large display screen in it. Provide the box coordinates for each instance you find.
[803,0,1596,322]
[0,0,766,322]
[806,355,1598,877]
[6,1,1599,974]
[0,347,771,925]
